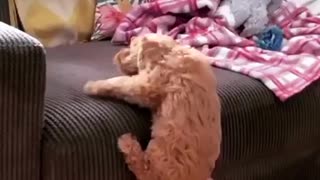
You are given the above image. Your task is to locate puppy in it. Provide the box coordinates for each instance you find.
[84,34,221,180]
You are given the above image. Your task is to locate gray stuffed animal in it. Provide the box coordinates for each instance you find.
[216,0,283,37]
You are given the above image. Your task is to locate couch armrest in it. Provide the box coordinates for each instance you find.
[0,22,45,180]
[0,0,10,24]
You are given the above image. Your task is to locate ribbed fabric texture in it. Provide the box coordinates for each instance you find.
[0,22,46,180]
[213,68,320,180]
[0,0,10,24]
[43,42,320,180]
[43,89,151,180]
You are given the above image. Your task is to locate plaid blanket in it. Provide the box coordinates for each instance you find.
[112,0,320,101]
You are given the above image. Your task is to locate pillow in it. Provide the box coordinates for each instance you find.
[91,0,153,41]
[15,0,96,47]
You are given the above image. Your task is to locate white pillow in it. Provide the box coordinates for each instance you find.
[289,0,319,14]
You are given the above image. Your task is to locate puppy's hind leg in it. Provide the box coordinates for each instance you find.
[118,133,151,180]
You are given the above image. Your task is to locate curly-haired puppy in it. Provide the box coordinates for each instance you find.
[84,34,221,180]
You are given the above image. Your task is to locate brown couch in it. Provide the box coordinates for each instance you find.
[1,21,320,180]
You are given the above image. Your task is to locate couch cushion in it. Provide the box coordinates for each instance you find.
[43,41,320,180]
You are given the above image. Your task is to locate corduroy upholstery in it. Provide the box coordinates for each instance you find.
[0,22,46,180]
[42,42,320,180]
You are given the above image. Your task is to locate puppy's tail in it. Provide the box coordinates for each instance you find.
[118,133,150,179]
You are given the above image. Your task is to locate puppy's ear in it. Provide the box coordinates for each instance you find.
[114,48,138,75]
[114,48,130,65]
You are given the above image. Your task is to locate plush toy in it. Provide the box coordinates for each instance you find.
[216,0,283,37]
[256,25,284,51]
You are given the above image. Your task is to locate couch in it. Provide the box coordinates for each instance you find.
[1,20,320,180]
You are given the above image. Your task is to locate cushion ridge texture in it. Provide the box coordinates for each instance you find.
[0,22,46,180]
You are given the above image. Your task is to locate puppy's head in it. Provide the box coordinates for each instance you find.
[114,34,177,74]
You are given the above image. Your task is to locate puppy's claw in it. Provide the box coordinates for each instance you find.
[118,133,138,154]
[83,81,98,95]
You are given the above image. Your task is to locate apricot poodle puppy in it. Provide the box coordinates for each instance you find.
[84,34,221,180]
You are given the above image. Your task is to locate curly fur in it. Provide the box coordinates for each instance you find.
[84,34,221,180]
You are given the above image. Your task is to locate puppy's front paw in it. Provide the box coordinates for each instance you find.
[118,133,139,154]
[83,81,99,95]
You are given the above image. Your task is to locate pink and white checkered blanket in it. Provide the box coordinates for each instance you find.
[112,0,320,101]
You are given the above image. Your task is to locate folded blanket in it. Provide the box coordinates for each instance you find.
[112,0,320,101]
